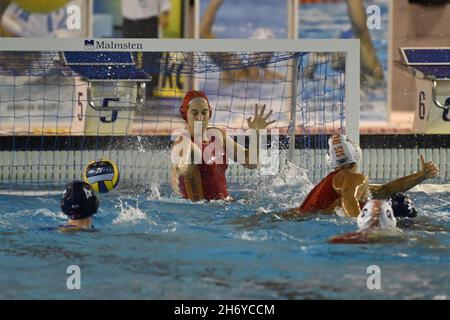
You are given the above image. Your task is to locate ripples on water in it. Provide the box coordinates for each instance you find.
[0,162,448,299]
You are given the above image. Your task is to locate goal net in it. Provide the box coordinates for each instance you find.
[0,38,359,194]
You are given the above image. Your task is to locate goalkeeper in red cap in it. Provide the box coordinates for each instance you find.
[171,90,275,202]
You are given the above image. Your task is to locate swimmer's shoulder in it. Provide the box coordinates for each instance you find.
[57,224,81,234]
[208,126,225,134]
[57,224,97,234]
[333,169,367,189]
[210,126,234,147]
[208,126,227,139]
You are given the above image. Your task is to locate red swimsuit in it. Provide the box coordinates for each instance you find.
[179,138,229,201]
[298,170,341,213]
[299,169,366,213]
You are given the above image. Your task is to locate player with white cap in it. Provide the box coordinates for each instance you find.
[283,134,438,218]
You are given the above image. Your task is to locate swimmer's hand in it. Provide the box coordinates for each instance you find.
[174,162,195,176]
[370,155,438,199]
[170,166,182,195]
[247,104,276,131]
[171,138,201,177]
[418,155,438,179]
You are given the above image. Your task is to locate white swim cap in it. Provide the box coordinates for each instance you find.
[250,28,276,40]
[357,200,397,231]
[326,134,362,168]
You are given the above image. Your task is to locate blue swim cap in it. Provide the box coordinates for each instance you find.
[388,192,417,218]
[60,181,99,220]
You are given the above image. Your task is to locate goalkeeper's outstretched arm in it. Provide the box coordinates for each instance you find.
[370,155,438,199]
[224,104,275,169]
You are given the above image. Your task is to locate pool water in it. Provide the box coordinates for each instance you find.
[0,171,448,299]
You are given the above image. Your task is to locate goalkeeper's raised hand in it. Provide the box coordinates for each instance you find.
[247,104,276,131]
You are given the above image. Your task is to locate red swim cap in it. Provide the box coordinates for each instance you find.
[179,90,212,120]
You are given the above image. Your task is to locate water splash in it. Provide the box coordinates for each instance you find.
[243,161,313,210]
[146,183,161,200]
[136,136,146,153]
[232,230,270,242]
[112,197,157,225]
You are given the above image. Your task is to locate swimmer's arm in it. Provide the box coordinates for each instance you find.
[170,166,182,196]
[224,135,259,169]
[205,127,250,168]
[370,155,438,199]
[346,0,384,81]
[199,0,223,39]
[225,104,275,169]
[171,138,202,177]
[246,105,276,158]
[334,172,366,218]
[370,171,426,199]
[221,129,258,169]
